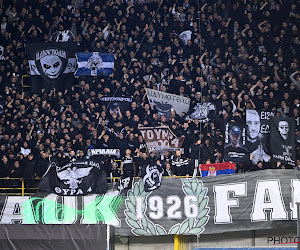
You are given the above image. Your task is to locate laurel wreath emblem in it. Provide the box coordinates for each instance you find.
[124,178,210,236]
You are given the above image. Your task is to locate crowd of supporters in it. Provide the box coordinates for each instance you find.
[0,0,300,190]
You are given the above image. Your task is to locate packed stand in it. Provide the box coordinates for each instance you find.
[0,0,300,190]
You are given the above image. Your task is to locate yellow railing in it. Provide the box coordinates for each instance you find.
[21,75,31,89]
[0,176,201,196]
[0,178,25,196]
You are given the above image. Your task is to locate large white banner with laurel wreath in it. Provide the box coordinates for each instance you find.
[0,170,299,236]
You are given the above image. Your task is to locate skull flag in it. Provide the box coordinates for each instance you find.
[39,160,107,196]
[26,42,77,91]
[117,176,133,194]
[75,52,114,76]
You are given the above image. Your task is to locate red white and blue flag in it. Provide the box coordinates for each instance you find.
[199,162,236,177]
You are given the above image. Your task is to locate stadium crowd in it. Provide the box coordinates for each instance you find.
[0,0,300,190]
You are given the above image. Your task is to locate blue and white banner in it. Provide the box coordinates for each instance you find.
[75,52,114,76]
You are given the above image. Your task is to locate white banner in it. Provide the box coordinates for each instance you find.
[146,88,190,119]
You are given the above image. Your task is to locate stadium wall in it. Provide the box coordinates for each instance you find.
[115,227,297,250]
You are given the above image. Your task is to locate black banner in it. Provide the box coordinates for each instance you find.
[270,117,296,167]
[39,160,107,195]
[26,42,77,91]
[100,96,132,116]
[0,225,113,250]
[117,176,133,192]
[141,163,163,192]
[0,170,299,237]
[224,122,249,163]
[246,110,272,165]
[89,148,120,158]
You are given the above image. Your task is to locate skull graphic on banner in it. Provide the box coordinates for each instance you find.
[34,48,68,81]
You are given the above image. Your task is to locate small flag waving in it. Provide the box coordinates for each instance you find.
[141,163,163,192]
[179,30,192,45]
[75,52,114,76]
[200,162,235,177]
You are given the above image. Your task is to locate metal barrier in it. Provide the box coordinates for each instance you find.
[0,176,201,196]
[0,178,25,196]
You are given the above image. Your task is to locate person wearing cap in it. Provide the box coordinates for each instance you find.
[224,126,249,160]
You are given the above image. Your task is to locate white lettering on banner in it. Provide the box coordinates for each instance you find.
[166,196,182,219]
[101,97,132,102]
[260,111,274,120]
[140,130,146,138]
[225,123,229,143]
[42,194,77,224]
[149,196,164,220]
[290,179,300,220]
[251,180,288,221]
[184,196,198,218]
[0,197,36,224]
[0,176,298,232]
[260,124,270,133]
[136,197,143,219]
[162,129,169,139]
[36,49,67,60]
[154,129,162,139]
[214,183,247,224]
[135,195,200,220]
[90,149,120,156]
[146,130,154,140]
[81,194,120,226]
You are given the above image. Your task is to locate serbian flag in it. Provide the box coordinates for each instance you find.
[199,162,235,177]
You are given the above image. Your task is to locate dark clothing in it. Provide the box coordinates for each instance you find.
[171,155,190,176]
[121,156,135,177]
[37,158,50,177]
[23,158,37,179]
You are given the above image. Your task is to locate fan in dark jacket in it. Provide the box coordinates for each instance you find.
[23,154,38,190]
[171,150,191,177]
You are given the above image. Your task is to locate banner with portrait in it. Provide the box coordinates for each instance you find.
[270,117,296,167]
[246,110,273,165]
[224,122,249,163]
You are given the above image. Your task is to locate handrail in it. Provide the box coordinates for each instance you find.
[0,176,201,196]
[0,178,25,196]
